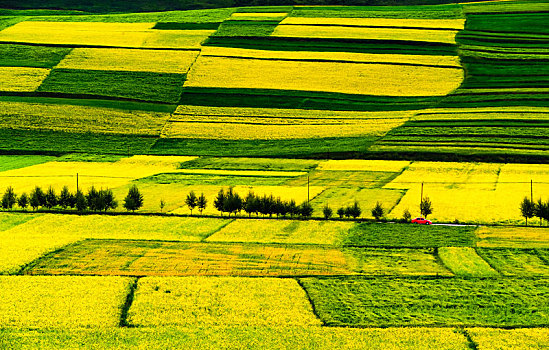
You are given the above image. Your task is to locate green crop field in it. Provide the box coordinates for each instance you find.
[0,0,548,348]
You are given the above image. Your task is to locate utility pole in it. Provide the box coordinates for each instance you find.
[531,179,533,202]
[420,182,424,205]
[76,173,79,192]
[307,175,310,203]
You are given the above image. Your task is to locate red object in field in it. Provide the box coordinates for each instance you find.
[412,217,432,225]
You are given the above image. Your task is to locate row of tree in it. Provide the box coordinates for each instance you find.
[520,197,549,226]
[1,185,144,212]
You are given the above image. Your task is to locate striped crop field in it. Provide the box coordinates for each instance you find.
[0,1,548,348]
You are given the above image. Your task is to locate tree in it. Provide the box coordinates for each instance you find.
[337,207,345,219]
[102,189,117,211]
[223,187,242,217]
[58,186,72,209]
[520,196,535,226]
[323,204,333,219]
[213,189,225,216]
[17,192,28,209]
[123,185,143,212]
[287,199,298,218]
[160,199,166,213]
[298,201,313,219]
[349,201,361,219]
[29,187,43,210]
[87,186,101,212]
[1,186,16,210]
[243,191,257,217]
[197,193,207,215]
[534,199,545,226]
[402,209,411,222]
[186,191,198,215]
[44,186,57,209]
[67,192,77,209]
[420,197,433,219]
[371,202,384,221]
[75,190,87,212]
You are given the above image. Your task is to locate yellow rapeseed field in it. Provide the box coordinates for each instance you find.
[475,226,549,248]
[0,21,213,48]
[0,214,228,274]
[0,67,50,92]
[161,118,405,139]
[55,48,199,73]
[200,46,462,67]
[0,101,170,135]
[174,104,418,119]
[279,17,465,30]
[184,56,463,96]
[467,328,549,350]
[0,276,132,328]
[127,277,322,326]
[272,25,459,44]
[207,219,354,245]
[0,155,195,193]
[318,160,410,172]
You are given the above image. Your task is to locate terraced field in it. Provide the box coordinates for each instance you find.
[1,1,548,349]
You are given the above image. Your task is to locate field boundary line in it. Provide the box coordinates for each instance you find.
[14,239,87,275]
[119,277,139,327]
[296,278,325,326]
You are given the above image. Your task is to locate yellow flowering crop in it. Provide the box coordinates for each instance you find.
[127,277,322,326]
[0,67,50,92]
[185,56,463,96]
[318,160,410,172]
[280,17,465,30]
[207,219,354,245]
[0,21,213,48]
[200,46,462,67]
[0,155,195,193]
[475,226,549,248]
[272,25,459,44]
[161,118,405,139]
[0,214,228,274]
[0,276,132,328]
[0,101,170,135]
[467,328,549,350]
[56,48,199,73]
[175,104,418,119]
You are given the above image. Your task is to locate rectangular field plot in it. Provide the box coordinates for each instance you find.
[0,44,71,68]
[0,327,470,350]
[0,67,50,92]
[0,215,225,274]
[128,277,321,326]
[177,156,320,172]
[0,154,55,172]
[300,277,549,327]
[38,69,187,103]
[56,48,199,73]
[0,276,132,328]
[476,248,549,277]
[0,21,213,49]
[467,328,549,350]
[272,25,460,44]
[207,219,354,245]
[437,247,498,277]
[279,17,465,30]
[345,223,476,248]
[0,213,41,232]
[0,101,170,135]
[24,240,355,277]
[184,56,463,97]
[476,226,549,248]
[345,248,451,276]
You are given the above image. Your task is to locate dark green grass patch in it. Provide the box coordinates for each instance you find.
[179,87,442,111]
[214,20,281,37]
[436,94,549,108]
[0,129,157,155]
[0,17,22,31]
[463,0,549,14]
[0,213,41,232]
[37,69,187,104]
[178,157,319,172]
[476,248,549,277]
[0,95,176,113]
[153,22,221,30]
[344,222,476,248]
[235,6,293,13]
[0,44,71,68]
[204,36,458,56]
[300,277,549,327]
[151,136,375,158]
[292,4,463,19]
[0,155,55,171]
[466,13,549,35]
[138,173,293,186]
[285,170,398,188]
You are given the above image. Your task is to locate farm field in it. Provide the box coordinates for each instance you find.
[0,1,548,348]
